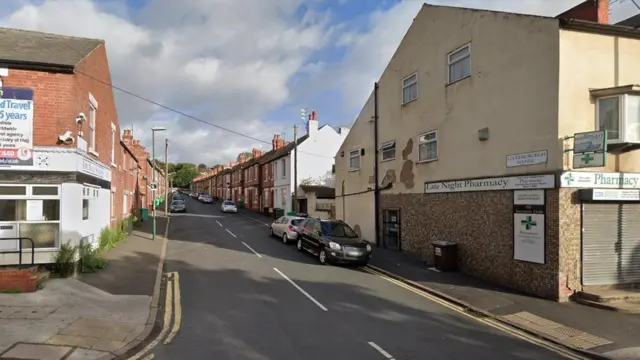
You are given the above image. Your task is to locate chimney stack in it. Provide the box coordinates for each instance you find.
[556,0,609,24]
[272,134,280,150]
[307,110,319,137]
[122,129,133,145]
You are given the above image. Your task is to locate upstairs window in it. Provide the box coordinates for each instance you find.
[89,103,97,151]
[349,149,361,171]
[447,44,471,84]
[418,131,438,162]
[380,141,396,161]
[596,94,640,143]
[110,123,116,164]
[281,159,287,178]
[402,73,418,104]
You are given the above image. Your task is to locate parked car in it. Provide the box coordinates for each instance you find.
[201,195,213,204]
[295,218,372,266]
[269,216,305,244]
[170,200,187,213]
[221,200,237,213]
[190,192,199,198]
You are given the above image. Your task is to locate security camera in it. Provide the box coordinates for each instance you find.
[76,113,87,123]
[58,131,75,144]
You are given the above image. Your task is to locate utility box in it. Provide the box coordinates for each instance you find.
[432,240,458,272]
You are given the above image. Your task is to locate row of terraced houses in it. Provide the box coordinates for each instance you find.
[0,28,167,266]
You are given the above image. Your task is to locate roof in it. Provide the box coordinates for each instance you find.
[0,27,104,68]
[270,135,309,162]
[300,185,335,198]
[617,14,640,28]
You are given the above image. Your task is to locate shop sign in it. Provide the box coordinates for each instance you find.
[561,171,640,189]
[513,189,545,264]
[592,189,640,201]
[573,152,605,169]
[506,150,548,168]
[0,88,34,167]
[78,156,110,181]
[425,174,555,194]
[570,131,607,168]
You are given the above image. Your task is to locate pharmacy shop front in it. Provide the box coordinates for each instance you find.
[561,171,640,287]
[0,147,111,266]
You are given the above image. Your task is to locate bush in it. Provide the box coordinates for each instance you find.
[98,226,125,251]
[51,242,77,277]
[78,242,107,273]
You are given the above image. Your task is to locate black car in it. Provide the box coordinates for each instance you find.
[295,218,372,266]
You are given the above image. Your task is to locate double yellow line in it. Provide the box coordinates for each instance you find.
[362,267,590,360]
[127,271,183,360]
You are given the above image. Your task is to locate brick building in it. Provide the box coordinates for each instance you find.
[242,149,264,210]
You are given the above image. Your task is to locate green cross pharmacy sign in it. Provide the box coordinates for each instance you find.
[561,171,640,188]
[521,216,537,230]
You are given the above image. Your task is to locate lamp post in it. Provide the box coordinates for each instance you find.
[151,126,166,240]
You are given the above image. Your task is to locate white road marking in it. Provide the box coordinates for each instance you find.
[240,213,270,226]
[368,342,395,359]
[216,221,223,227]
[273,267,328,311]
[226,229,237,238]
[242,242,263,258]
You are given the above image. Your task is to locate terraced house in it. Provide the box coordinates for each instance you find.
[0,28,166,266]
[335,0,640,301]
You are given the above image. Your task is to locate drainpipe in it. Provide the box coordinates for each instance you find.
[373,82,380,247]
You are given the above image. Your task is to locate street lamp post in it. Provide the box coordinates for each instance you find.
[151,126,166,240]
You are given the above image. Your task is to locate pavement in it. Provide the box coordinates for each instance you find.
[0,214,169,360]
[143,196,586,360]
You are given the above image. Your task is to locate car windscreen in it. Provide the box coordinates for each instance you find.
[320,221,358,238]
[171,201,184,205]
[223,201,235,206]
[291,219,304,226]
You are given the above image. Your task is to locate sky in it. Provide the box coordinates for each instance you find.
[0,0,635,166]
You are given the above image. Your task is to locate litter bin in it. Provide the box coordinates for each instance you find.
[432,240,458,272]
[274,208,285,219]
[287,211,296,216]
[141,208,149,221]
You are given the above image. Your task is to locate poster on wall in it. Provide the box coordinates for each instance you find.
[513,189,546,264]
[0,88,34,167]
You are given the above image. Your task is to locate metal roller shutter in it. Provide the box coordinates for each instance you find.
[582,203,640,286]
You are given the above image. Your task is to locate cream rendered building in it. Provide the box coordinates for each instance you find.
[335,3,640,300]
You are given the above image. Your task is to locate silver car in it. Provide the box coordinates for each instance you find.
[269,216,305,244]
[170,200,187,213]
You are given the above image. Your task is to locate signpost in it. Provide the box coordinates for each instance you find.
[565,131,608,169]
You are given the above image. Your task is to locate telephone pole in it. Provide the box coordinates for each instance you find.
[293,124,298,213]
[164,138,169,214]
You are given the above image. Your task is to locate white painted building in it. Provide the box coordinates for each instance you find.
[273,111,348,213]
[0,147,111,265]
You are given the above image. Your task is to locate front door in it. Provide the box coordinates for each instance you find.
[382,209,401,250]
[298,198,308,214]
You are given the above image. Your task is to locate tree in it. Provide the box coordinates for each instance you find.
[299,170,334,187]
[197,163,207,169]
[170,163,200,188]
[237,152,252,162]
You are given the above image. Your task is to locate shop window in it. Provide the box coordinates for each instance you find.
[20,223,58,248]
[32,186,59,196]
[42,200,60,221]
[0,186,27,196]
[82,199,89,220]
[0,200,26,221]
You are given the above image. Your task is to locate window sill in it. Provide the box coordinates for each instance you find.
[111,162,117,168]
[381,158,395,163]
[417,158,438,164]
[89,149,99,157]
[349,168,360,172]
[446,75,470,87]
[401,98,418,107]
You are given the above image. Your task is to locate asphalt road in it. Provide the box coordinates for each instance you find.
[152,195,570,360]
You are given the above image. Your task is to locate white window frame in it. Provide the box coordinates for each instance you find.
[0,184,62,251]
[348,148,361,171]
[402,73,418,105]
[379,141,396,162]
[281,158,287,178]
[418,130,438,163]
[110,123,116,166]
[447,43,471,84]
[88,93,99,156]
[594,94,640,144]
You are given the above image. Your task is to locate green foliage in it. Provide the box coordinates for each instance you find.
[170,162,200,188]
[79,242,107,273]
[98,225,126,251]
[236,152,252,162]
[52,241,77,277]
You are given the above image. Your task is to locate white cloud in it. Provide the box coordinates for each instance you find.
[0,0,328,165]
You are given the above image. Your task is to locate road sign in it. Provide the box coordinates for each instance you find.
[569,130,607,169]
[149,183,158,190]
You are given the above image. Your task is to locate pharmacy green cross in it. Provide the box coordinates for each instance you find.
[521,216,537,230]
[564,173,574,185]
[581,153,594,164]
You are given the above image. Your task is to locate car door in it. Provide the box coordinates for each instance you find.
[308,219,323,253]
[273,216,285,236]
[300,219,315,250]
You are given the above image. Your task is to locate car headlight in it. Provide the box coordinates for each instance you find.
[366,244,372,252]
[329,242,341,251]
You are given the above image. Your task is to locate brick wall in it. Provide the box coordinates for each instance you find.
[558,188,582,299]
[0,268,39,293]
[381,190,562,299]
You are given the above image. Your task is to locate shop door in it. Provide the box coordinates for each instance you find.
[298,198,308,214]
[582,203,640,286]
[382,209,401,250]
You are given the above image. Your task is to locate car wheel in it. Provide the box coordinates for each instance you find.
[269,227,274,237]
[282,234,288,244]
[296,239,303,251]
[318,248,328,265]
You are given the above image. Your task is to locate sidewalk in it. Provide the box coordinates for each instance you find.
[368,248,640,360]
[0,216,169,360]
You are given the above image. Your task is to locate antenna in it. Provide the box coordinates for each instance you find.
[280,131,286,140]
[300,108,308,124]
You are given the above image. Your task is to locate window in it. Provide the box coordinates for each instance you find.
[418,131,438,162]
[321,221,358,238]
[349,149,360,171]
[595,94,640,143]
[380,141,396,161]
[82,199,89,220]
[89,103,97,152]
[402,73,418,104]
[447,44,471,84]
[110,123,116,164]
[0,200,26,221]
[32,186,58,196]
[281,159,287,178]
[0,186,26,196]
[597,96,621,141]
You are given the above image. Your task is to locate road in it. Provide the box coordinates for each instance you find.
[151,195,571,360]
